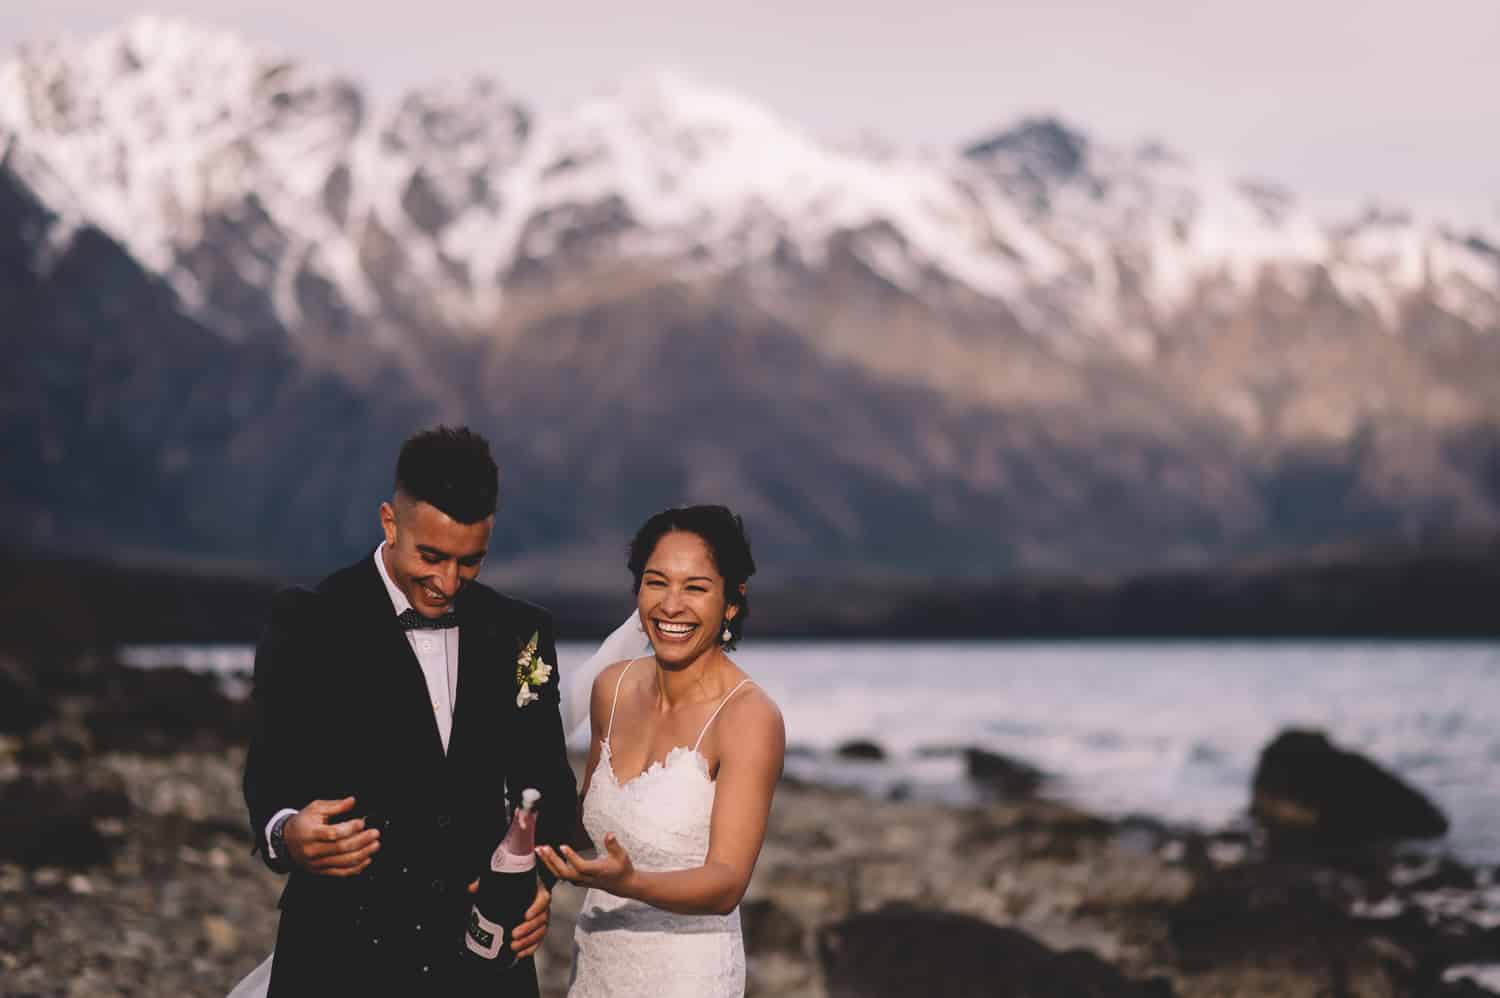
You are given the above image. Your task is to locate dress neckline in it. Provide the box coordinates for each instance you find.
[600,658,755,788]
[599,739,712,789]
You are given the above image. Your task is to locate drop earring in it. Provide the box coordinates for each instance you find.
[721,622,733,644]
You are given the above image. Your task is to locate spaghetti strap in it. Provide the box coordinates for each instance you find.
[605,658,639,741]
[693,678,755,752]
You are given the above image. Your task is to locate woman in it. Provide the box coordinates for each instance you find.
[541,505,785,998]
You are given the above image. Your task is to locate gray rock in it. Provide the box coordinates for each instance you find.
[818,904,1175,998]
[963,747,1044,797]
[1251,729,1449,848]
[835,740,886,762]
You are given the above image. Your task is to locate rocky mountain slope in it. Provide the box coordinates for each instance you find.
[4,16,1498,580]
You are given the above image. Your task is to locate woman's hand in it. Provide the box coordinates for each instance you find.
[537,834,637,896]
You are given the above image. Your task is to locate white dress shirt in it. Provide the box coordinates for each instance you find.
[372,542,461,750]
[265,544,461,858]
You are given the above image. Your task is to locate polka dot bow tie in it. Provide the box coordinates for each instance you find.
[398,608,459,631]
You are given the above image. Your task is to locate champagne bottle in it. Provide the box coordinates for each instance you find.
[464,787,540,966]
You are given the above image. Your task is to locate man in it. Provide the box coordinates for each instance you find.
[243,426,576,996]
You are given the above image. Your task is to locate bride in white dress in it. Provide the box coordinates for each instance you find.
[229,505,781,998]
[540,506,785,998]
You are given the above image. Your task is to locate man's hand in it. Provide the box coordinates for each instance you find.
[284,796,380,877]
[466,877,551,958]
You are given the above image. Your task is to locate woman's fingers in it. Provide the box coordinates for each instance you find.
[537,846,579,882]
[558,845,610,877]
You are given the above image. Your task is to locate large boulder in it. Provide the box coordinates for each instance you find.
[818,904,1174,998]
[1250,729,1448,848]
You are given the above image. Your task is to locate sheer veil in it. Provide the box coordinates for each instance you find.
[226,954,272,998]
[560,610,652,736]
[225,611,650,998]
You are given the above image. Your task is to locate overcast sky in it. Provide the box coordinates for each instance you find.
[3,1,1497,229]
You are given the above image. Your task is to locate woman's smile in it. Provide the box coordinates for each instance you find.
[652,619,699,642]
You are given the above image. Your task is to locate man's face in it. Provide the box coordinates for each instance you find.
[379,496,493,617]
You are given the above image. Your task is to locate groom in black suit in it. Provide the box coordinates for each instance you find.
[243,426,577,996]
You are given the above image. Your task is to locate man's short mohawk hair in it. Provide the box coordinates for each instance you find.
[394,425,499,524]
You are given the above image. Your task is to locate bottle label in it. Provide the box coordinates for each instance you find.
[465,906,506,960]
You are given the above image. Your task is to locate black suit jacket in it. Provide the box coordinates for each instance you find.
[242,556,577,996]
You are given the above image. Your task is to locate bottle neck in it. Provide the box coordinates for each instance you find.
[502,807,536,852]
[492,809,537,874]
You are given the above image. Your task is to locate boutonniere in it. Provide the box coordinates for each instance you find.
[515,631,553,708]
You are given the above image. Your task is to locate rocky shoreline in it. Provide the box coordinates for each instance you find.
[3,658,1498,997]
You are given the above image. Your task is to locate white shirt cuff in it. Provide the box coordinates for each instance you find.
[265,808,298,859]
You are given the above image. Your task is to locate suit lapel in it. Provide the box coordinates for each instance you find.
[446,587,510,768]
[352,558,448,767]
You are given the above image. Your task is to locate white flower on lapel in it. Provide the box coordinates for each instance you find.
[515,630,553,708]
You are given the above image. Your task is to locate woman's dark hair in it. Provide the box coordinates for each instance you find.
[628,505,756,649]
[394,425,499,524]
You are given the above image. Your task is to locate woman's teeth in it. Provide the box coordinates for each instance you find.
[656,621,696,637]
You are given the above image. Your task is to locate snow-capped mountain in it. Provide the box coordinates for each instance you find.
[4,16,1499,578]
[9,17,1494,349]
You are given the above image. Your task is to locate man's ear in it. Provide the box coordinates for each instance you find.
[379,500,398,548]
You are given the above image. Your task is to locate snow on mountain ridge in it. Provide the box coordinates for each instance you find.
[0,15,364,277]
[965,117,1337,321]
[2,16,1496,348]
[473,67,1032,300]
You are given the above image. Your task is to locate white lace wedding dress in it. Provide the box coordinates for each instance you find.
[567,660,751,998]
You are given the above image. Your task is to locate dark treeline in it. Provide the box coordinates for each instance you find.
[751,540,1500,640]
[4,532,1497,651]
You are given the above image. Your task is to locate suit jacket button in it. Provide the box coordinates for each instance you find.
[431,879,445,894]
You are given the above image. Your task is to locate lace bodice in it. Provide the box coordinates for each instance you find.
[583,741,716,871]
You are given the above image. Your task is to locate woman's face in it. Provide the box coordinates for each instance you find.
[637,530,737,666]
